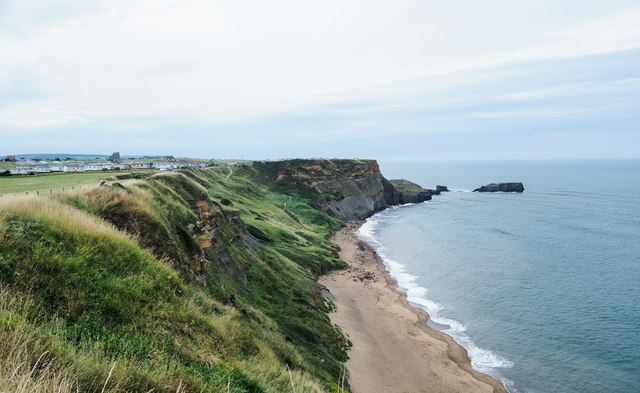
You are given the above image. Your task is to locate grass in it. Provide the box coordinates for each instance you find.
[0,161,358,392]
[0,171,148,195]
[388,179,425,192]
[0,328,80,393]
[0,197,329,392]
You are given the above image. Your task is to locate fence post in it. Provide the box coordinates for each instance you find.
[37,191,39,196]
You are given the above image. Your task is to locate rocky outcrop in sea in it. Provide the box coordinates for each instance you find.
[473,182,524,192]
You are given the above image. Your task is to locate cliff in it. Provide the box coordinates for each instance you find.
[387,180,449,204]
[253,159,442,221]
[0,159,438,393]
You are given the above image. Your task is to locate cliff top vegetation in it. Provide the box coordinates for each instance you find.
[0,160,369,392]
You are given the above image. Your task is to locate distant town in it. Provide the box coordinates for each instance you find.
[0,153,237,176]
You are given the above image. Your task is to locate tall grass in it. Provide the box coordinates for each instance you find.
[0,333,79,393]
[0,287,79,393]
[0,194,127,241]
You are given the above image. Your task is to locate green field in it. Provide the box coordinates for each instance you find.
[0,171,153,194]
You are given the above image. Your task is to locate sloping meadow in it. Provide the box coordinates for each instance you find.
[0,164,351,393]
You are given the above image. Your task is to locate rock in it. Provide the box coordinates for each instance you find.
[388,179,433,204]
[426,185,449,195]
[473,182,524,193]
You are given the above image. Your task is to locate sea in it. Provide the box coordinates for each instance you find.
[359,160,640,393]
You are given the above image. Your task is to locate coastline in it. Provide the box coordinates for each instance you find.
[320,221,508,393]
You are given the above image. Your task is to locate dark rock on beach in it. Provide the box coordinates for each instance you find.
[473,182,524,193]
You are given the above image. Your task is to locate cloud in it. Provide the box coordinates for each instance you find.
[0,103,87,128]
[1,1,639,159]
[2,1,640,129]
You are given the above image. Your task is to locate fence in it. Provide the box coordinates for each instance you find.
[0,185,89,198]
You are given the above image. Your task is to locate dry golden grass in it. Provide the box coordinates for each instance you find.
[0,195,128,241]
[0,334,79,393]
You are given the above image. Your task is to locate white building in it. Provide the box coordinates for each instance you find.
[85,162,112,171]
[9,166,34,175]
[152,162,180,170]
[111,163,129,170]
[62,164,86,173]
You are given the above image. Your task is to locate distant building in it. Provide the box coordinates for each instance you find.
[152,162,180,170]
[85,163,112,171]
[3,155,16,162]
[109,152,121,161]
[129,162,153,169]
[17,159,36,165]
[10,166,35,175]
[111,163,129,170]
[62,164,85,173]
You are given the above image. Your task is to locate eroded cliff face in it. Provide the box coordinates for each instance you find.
[256,159,439,221]
[314,161,389,221]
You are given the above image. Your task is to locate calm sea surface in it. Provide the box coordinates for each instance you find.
[359,160,640,393]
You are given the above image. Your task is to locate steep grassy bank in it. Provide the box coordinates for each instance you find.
[0,159,427,392]
[0,161,359,393]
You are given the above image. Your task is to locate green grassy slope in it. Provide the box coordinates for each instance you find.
[389,179,424,192]
[0,162,356,393]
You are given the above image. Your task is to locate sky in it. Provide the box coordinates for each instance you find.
[1,0,639,160]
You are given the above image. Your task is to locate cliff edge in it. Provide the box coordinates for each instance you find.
[253,159,443,221]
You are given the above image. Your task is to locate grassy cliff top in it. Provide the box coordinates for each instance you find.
[0,161,359,393]
[388,179,426,192]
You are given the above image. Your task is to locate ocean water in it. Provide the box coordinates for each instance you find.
[359,160,640,393]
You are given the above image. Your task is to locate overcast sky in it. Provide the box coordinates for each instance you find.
[1,0,639,160]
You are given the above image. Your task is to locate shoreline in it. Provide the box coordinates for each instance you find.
[320,221,508,393]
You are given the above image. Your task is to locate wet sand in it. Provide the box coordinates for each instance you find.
[319,222,508,393]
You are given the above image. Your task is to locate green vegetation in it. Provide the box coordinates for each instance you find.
[0,161,357,392]
[389,179,425,192]
[0,171,156,195]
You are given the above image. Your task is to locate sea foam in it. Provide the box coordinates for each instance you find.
[358,210,514,386]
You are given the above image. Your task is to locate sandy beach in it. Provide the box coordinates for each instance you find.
[320,222,508,393]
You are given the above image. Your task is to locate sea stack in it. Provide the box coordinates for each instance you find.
[473,182,524,192]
